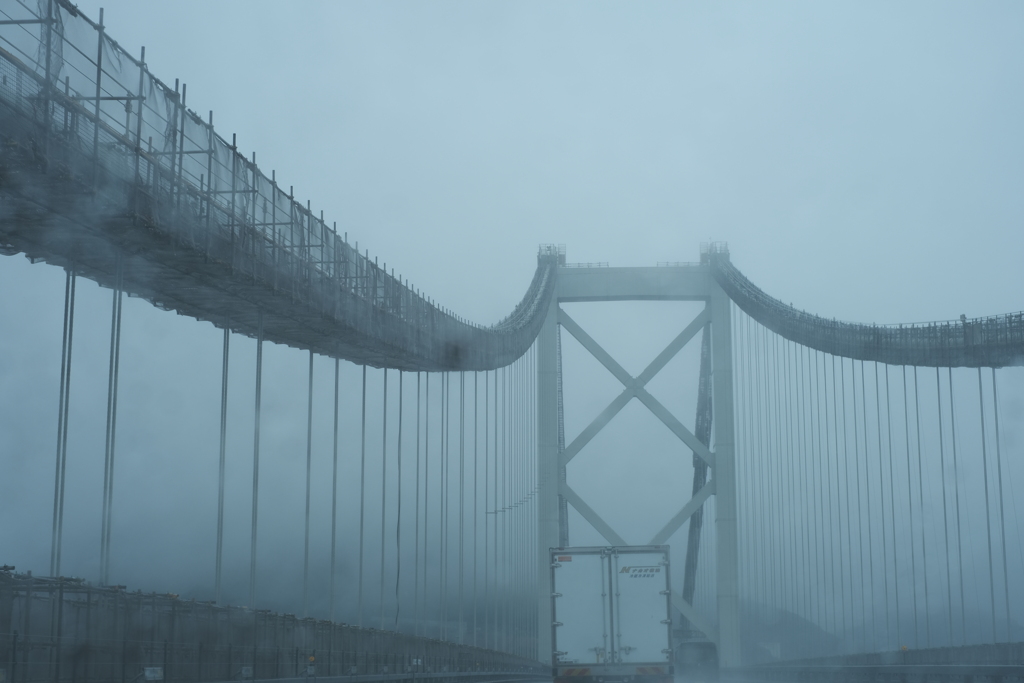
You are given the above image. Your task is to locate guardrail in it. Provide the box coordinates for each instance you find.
[727,642,1024,683]
[205,674,548,683]
[728,663,1024,683]
[0,572,546,683]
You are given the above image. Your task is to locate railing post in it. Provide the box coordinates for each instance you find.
[203,111,214,255]
[132,47,146,205]
[229,133,237,273]
[41,0,54,161]
[91,9,104,188]
[175,84,187,210]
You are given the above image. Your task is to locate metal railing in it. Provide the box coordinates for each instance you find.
[0,0,555,370]
[0,572,546,683]
[706,248,1024,367]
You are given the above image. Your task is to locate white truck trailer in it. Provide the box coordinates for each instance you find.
[550,545,673,683]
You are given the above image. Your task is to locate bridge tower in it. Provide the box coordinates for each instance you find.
[536,249,741,668]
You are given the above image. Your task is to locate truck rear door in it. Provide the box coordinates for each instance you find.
[552,550,611,665]
[609,549,671,665]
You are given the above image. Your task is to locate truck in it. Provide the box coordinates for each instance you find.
[550,545,674,683]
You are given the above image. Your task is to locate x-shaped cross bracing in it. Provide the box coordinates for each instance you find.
[556,304,719,641]
[557,305,714,544]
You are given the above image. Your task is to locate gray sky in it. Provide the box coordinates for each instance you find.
[2,0,1023,643]
[69,0,1024,323]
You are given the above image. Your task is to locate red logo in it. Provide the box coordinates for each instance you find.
[558,556,572,562]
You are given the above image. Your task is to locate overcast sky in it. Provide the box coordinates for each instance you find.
[2,0,1022,644]
[65,0,1024,323]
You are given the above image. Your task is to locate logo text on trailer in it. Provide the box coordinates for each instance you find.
[619,566,661,577]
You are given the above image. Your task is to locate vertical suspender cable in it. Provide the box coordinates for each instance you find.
[51,267,76,578]
[785,340,797,617]
[533,345,539,656]
[765,332,775,613]
[484,371,490,649]
[99,276,115,577]
[459,371,466,643]
[424,373,431,636]
[812,348,823,629]
[810,347,824,632]
[793,344,804,620]
[776,337,785,618]
[764,330,777,615]
[511,359,517,655]
[503,364,510,651]
[823,353,837,635]
[509,360,515,654]
[885,365,902,646]
[519,357,525,655]
[522,355,528,655]
[833,356,848,645]
[509,359,516,655]
[473,372,479,646]
[839,358,856,647]
[782,340,794,616]
[442,373,449,639]
[796,343,812,623]
[414,372,421,635]
[100,257,123,585]
[493,368,499,648]
[515,358,522,655]
[793,344,803,625]
[499,364,505,650]
[902,366,919,648]
[860,361,875,649]
[330,358,340,622]
[734,313,744,607]
[737,316,749,613]
[303,349,314,617]
[358,365,367,627]
[913,367,930,646]
[991,369,1011,639]
[249,310,263,609]
[772,334,783,614]
[496,366,502,650]
[755,325,767,621]
[813,348,824,627]
[380,369,389,630]
[396,371,403,631]
[106,261,124,584]
[788,342,798,618]
[977,368,997,643]
[800,344,812,625]
[216,326,230,604]
[850,358,865,648]
[936,368,953,646]
[875,363,891,647]
[948,367,966,644]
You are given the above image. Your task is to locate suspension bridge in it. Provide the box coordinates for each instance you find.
[1,2,1023,682]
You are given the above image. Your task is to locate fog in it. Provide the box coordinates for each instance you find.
[1,0,1022,656]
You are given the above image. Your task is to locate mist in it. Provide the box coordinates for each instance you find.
[1,0,1023,671]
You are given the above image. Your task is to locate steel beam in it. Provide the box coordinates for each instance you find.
[535,290,560,662]
[559,482,627,547]
[649,479,716,546]
[711,287,740,668]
